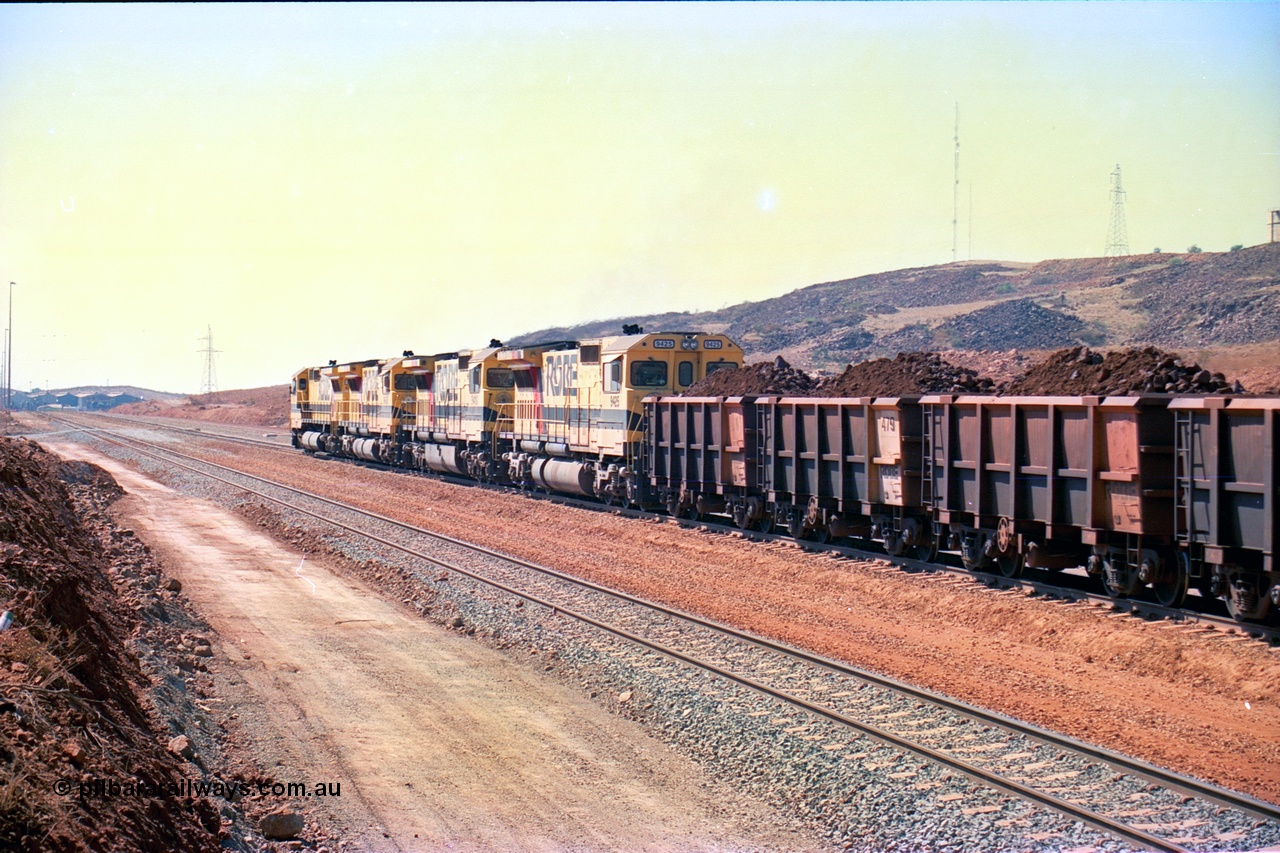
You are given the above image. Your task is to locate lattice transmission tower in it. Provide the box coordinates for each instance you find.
[951,103,960,263]
[198,325,220,395]
[1103,164,1129,257]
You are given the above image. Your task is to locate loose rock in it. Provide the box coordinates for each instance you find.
[259,808,304,840]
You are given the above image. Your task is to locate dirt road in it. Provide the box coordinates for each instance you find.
[44,441,820,852]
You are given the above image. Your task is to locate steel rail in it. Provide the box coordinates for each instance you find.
[49,419,1280,849]
[57,411,1279,643]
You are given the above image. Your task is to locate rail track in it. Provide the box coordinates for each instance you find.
[43,415,1280,852]
[51,411,1280,645]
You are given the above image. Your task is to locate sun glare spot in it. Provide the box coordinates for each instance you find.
[758,188,777,213]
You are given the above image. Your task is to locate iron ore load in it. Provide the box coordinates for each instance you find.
[292,333,1277,624]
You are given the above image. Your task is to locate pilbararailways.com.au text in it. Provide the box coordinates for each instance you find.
[56,777,341,800]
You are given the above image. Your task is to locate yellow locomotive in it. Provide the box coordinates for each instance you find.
[497,329,742,503]
[396,342,514,481]
[289,328,744,506]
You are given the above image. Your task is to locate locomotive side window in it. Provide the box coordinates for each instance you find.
[469,366,482,394]
[630,360,668,388]
[604,361,622,393]
[486,368,515,388]
[347,377,361,393]
[704,360,737,377]
[677,361,694,387]
[394,374,428,391]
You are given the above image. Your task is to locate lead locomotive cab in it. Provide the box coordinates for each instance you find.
[496,330,742,505]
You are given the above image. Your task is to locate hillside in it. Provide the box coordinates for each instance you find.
[508,243,1280,379]
[112,385,289,427]
[108,244,1280,428]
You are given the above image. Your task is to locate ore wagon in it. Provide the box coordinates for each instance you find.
[920,395,1183,603]
[1170,396,1278,620]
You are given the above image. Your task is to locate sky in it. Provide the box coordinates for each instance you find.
[1,2,1277,393]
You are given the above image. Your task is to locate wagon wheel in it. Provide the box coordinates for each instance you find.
[899,518,936,562]
[1224,575,1273,623]
[1102,558,1132,599]
[912,537,939,563]
[883,530,907,557]
[960,532,990,571]
[994,552,1024,579]
[786,510,805,539]
[1151,552,1189,608]
[992,519,1023,577]
[666,494,682,519]
[733,502,751,530]
[754,510,776,535]
[807,526,831,545]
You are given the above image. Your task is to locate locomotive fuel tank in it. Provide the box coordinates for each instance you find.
[531,457,595,496]
[418,442,467,477]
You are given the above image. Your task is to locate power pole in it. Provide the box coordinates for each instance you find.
[1103,164,1130,257]
[198,325,220,395]
[951,103,960,263]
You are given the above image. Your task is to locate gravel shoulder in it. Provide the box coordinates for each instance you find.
[42,440,826,853]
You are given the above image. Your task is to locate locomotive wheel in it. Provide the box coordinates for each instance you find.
[1151,553,1189,608]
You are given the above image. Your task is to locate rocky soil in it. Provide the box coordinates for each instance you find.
[682,346,1247,399]
[1004,346,1242,396]
[0,438,231,852]
[930,298,1091,352]
[815,352,997,396]
[683,357,818,396]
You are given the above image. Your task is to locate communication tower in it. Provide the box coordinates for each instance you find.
[952,103,960,263]
[1271,210,1279,243]
[198,325,220,395]
[1103,164,1129,257]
